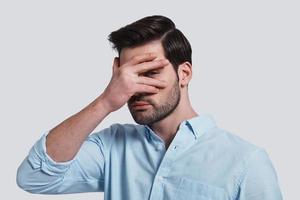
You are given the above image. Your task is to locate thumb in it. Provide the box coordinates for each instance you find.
[112,57,119,74]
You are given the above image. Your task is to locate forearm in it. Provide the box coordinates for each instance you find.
[17,132,107,194]
[46,93,112,162]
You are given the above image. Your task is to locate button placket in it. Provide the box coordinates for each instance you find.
[148,124,190,200]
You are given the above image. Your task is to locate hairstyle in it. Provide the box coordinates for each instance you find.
[108,15,192,79]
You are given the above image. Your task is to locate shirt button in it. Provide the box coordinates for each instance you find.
[172,145,178,150]
[155,144,164,151]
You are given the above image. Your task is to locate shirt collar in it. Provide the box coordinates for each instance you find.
[185,113,217,139]
[144,113,217,141]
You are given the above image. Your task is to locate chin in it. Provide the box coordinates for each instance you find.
[131,112,152,125]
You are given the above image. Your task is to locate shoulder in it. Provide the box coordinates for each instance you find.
[204,126,266,164]
[212,127,260,150]
[204,127,277,188]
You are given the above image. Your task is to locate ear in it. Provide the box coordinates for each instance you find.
[177,61,192,88]
[112,57,120,74]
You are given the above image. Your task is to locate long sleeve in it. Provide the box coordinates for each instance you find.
[16,126,113,194]
[237,148,283,200]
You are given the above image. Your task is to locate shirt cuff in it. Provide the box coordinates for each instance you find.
[27,131,74,176]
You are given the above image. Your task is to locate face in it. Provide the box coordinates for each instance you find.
[119,40,181,125]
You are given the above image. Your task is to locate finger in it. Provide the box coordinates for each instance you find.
[125,53,157,66]
[133,59,169,74]
[136,76,167,89]
[112,57,119,74]
[135,84,160,94]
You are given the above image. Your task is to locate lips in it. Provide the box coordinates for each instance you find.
[131,101,150,107]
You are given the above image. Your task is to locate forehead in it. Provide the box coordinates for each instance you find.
[119,40,165,65]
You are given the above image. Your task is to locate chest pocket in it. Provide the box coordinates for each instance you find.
[174,177,228,200]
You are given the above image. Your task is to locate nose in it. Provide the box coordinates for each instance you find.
[132,92,148,97]
[129,92,152,104]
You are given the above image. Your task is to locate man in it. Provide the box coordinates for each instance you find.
[17,15,283,200]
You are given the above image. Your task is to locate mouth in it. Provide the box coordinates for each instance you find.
[131,101,151,110]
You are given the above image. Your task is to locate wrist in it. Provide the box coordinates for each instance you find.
[95,93,114,114]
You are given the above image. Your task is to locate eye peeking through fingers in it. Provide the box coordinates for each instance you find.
[143,70,160,77]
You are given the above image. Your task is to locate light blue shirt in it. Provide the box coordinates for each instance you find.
[17,114,282,200]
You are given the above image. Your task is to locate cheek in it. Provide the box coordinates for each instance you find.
[155,84,171,98]
[151,85,173,107]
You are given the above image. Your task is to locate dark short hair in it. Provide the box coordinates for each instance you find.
[108,15,192,78]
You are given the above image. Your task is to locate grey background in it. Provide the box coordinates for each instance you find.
[1,0,299,199]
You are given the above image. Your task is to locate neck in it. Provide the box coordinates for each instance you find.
[149,94,198,149]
